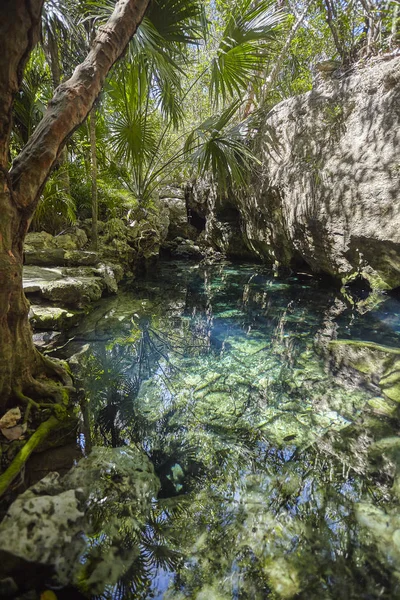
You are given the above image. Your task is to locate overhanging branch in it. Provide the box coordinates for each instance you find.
[10,0,150,211]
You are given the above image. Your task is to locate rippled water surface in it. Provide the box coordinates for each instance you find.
[66,261,400,599]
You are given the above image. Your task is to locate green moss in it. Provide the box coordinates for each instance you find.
[367,396,398,416]
[380,362,400,403]
[329,341,400,404]
[0,416,61,498]
[328,340,400,355]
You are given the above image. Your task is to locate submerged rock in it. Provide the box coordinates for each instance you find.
[0,447,160,595]
[328,339,400,404]
[356,503,400,577]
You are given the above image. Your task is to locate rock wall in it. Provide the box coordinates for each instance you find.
[206,57,400,289]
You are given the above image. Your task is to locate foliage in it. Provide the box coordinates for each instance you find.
[17,0,400,235]
[31,170,77,234]
[209,0,284,104]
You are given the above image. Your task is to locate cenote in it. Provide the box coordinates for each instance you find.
[17,260,400,600]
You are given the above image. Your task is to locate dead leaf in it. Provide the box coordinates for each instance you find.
[40,591,58,600]
[0,407,21,429]
[1,423,27,441]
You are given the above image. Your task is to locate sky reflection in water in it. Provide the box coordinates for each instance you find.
[73,262,400,599]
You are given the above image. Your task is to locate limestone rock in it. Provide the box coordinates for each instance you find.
[159,185,185,200]
[24,249,67,267]
[0,408,21,429]
[24,249,99,267]
[29,305,82,331]
[24,231,55,252]
[315,59,341,73]
[200,57,400,289]
[23,264,121,311]
[53,229,87,250]
[171,239,204,260]
[0,447,160,594]
[0,482,85,584]
[328,339,400,403]
[356,502,400,576]
[41,277,105,307]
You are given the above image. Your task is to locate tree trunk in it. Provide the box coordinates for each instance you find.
[45,28,71,194]
[0,0,150,411]
[90,108,98,251]
[0,175,40,403]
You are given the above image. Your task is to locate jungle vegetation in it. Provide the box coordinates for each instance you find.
[0,0,398,485]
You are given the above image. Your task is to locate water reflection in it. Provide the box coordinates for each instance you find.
[67,262,400,599]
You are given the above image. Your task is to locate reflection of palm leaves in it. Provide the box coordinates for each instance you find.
[92,505,183,600]
[89,321,211,448]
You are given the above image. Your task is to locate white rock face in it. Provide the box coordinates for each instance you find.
[210,58,400,288]
[0,447,160,593]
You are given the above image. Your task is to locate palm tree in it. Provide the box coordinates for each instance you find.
[99,0,285,204]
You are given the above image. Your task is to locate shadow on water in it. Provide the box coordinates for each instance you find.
[55,261,400,598]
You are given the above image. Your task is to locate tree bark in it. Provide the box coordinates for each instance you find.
[0,0,150,411]
[90,108,99,251]
[44,28,70,194]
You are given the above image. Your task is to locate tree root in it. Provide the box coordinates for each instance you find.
[14,385,67,421]
[36,351,74,388]
[0,415,61,498]
[14,387,41,424]
[26,376,70,406]
[0,355,76,497]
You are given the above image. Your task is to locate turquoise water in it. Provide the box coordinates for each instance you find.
[69,262,400,599]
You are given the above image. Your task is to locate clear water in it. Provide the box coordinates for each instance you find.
[66,261,400,599]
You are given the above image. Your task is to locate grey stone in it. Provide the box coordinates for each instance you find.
[199,57,400,289]
[53,229,87,250]
[24,249,67,266]
[29,305,82,331]
[0,447,160,593]
[95,263,120,294]
[24,249,99,267]
[23,266,105,308]
[159,185,185,200]
[23,263,122,311]
[41,277,105,307]
[24,231,55,252]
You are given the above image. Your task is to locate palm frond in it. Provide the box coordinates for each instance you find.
[31,170,77,233]
[210,0,285,104]
[185,101,260,190]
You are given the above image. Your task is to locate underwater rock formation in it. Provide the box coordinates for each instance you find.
[328,339,400,404]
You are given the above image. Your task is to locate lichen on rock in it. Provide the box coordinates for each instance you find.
[0,446,160,594]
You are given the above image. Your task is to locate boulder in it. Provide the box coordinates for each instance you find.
[40,277,105,307]
[25,229,88,253]
[53,228,88,250]
[0,447,160,595]
[95,263,120,294]
[29,305,82,331]
[356,503,400,577]
[200,57,400,289]
[163,238,205,260]
[328,339,400,403]
[24,249,99,267]
[159,185,185,200]
[24,249,67,266]
[24,231,55,252]
[23,266,106,309]
[162,196,198,240]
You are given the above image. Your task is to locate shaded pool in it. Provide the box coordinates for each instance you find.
[62,262,400,599]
